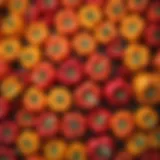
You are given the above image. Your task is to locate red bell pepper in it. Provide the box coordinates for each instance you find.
[106,37,127,61]
[16,109,35,128]
[144,24,160,47]
[85,54,111,82]
[152,49,160,71]
[36,112,59,138]
[116,65,131,80]
[104,78,132,107]
[0,97,10,119]
[147,1,160,23]
[88,108,112,134]
[0,147,16,160]
[31,62,56,90]
[0,60,11,80]
[74,81,101,110]
[36,0,59,12]
[114,151,133,160]
[140,149,160,160]
[58,58,83,86]
[0,121,18,145]
[61,112,86,139]
[87,0,104,6]
[87,136,115,160]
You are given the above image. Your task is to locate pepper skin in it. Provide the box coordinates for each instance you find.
[0,97,10,119]
[87,136,115,160]
[66,142,87,160]
[36,112,59,138]
[61,112,86,139]
[152,50,160,71]
[0,60,11,80]
[16,109,35,128]
[126,132,148,156]
[58,58,83,86]
[144,24,160,47]
[85,54,111,82]
[44,140,66,160]
[111,110,135,139]
[24,87,46,113]
[56,10,79,35]
[124,44,150,71]
[74,81,100,110]
[88,108,112,134]
[104,78,132,107]
[135,106,158,130]
[17,131,40,155]
[114,151,133,160]
[48,87,72,112]
[106,37,127,61]
[62,0,82,8]
[31,62,56,90]
[147,1,160,23]
[140,149,160,160]
[0,121,18,145]
[0,147,16,160]
[45,35,70,62]
[132,73,160,104]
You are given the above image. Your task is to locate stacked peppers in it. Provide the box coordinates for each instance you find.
[0,0,160,160]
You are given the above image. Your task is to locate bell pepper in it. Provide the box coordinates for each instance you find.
[36,0,59,12]
[126,132,148,156]
[74,81,100,110]
[58,58,83,86]
[31,61,56,90]
[114,151,133,160]
[0,121,18,145]
[9,0,29,15]
[144,24,160,47]
[20,46,41,69]
[26,22,49,46]
[1,14,23,36]
[135,106,158,130]
[44,140,66,160]
[0,38,21,62]
[132,73,160,104]
[104,78,132,107]
[124,44,150,71]
[48,87,72,112]
[111,110,135,139]
[147,1,160,23]
[120,15,144,41]
[140,149,160,160]
[61,112,86,139]
[148,128,160,149]
[152,50,160,71]
[87,136,115,160]
[0,147,16,160]
[27,155,45,160]
[35,112,59,138]
[62,0,82,8]
[128,0,149,13]
[45,35,70,62]
[1,75,23,100]
[105,0,126,23]
[17,131,40,155]
[73,32,96,57]
[79,5,101,30]
[24,87,46,113]
[85,54,111,81]
[56,10,79,35]
[0,97,10,119]
[16,109,35,128]
[66,142,87,160]
[26,6,54,27]
[95,22,116,44]
[106,37,127,61]
[88,108,112,134]
[87,0,104,6]
[116,65,131,80]
[0,60,11,80]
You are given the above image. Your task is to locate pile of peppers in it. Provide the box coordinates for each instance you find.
[0,0,160,160]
